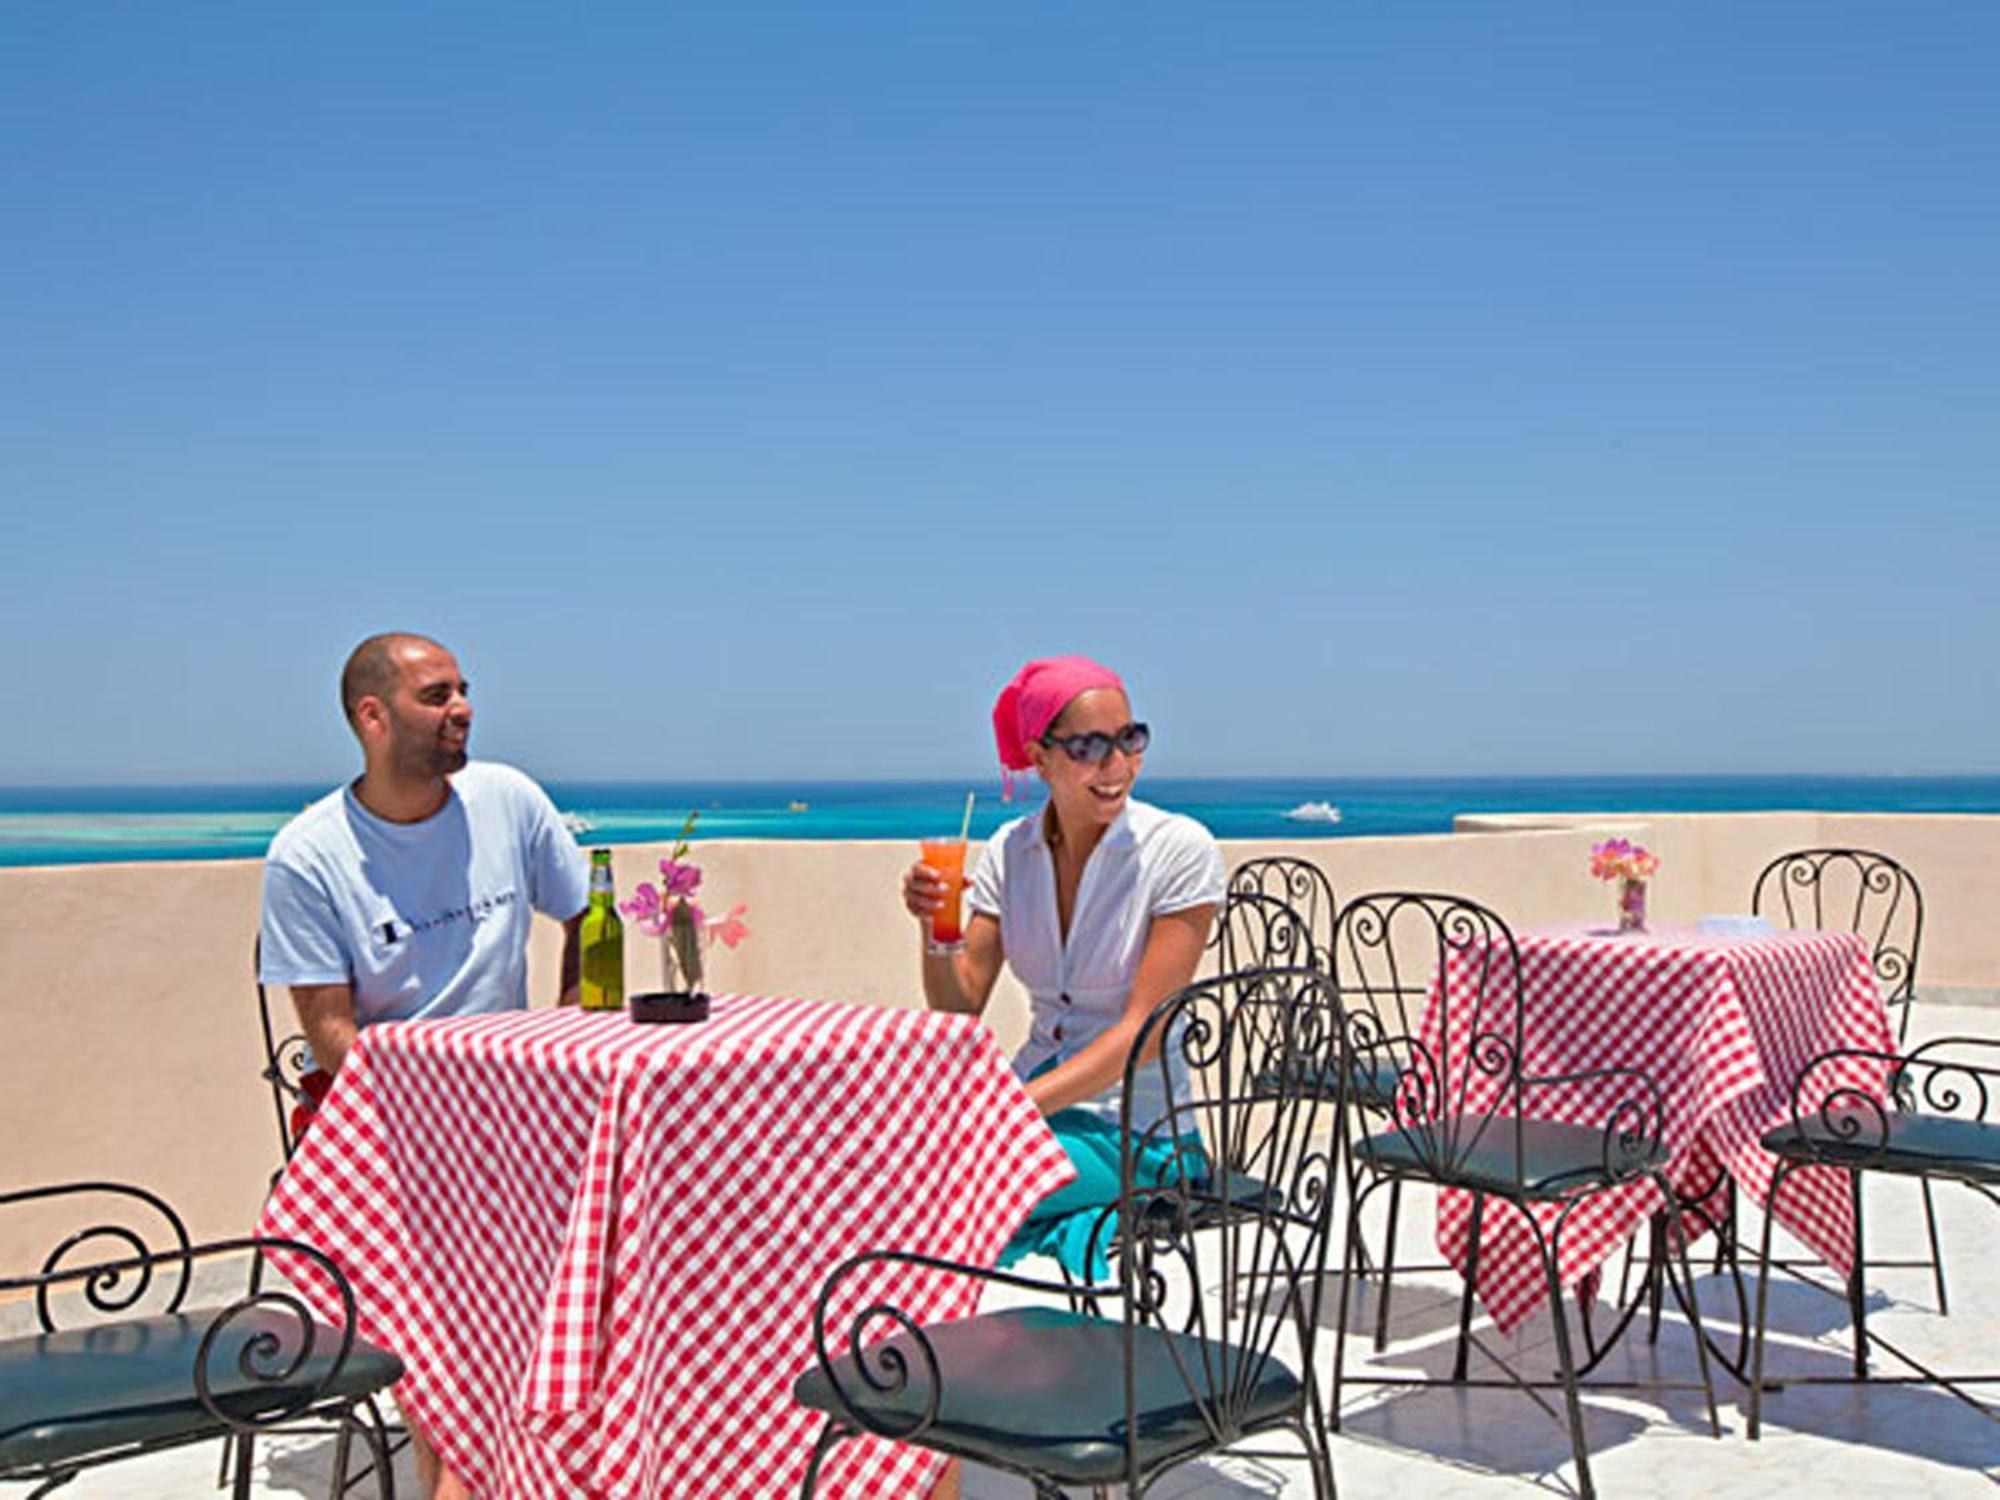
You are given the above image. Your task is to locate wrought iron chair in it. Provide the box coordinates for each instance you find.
[1752,848,1924,1043]
[1749,849,1948,1313]
[1328,892,1720,1500]
[255,936,317,1166]
[0,1180,402,1499]
[1190,891,1332,1316]
[1212,885,1325,978]
[1210,861,1418,1348]
[1748,1037,2000,1435]
[792,966,1345,1498]
[1208,887,1329,1081]
[1219,857,1338,968]
[1162,888,1338,1446]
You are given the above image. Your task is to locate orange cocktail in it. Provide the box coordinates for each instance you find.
[919,837,968,951]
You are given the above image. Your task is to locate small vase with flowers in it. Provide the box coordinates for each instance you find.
[1590,837,1660,934]
[618,813,751,1023]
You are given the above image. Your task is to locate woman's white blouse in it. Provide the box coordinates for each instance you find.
[969,798,1225,1130]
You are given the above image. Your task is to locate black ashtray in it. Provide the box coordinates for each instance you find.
[629,991,710,1025]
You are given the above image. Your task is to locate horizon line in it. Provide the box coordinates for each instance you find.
[6,767,2000,793]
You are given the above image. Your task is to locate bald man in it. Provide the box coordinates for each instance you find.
[259,633,589,1498]
[261,633,589,1072]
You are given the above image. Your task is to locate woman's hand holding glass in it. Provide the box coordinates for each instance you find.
[905,850,1002,1020]
[906,841,967,952]
[902,858,950,923]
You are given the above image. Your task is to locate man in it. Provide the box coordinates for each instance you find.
[259,631,588,1500]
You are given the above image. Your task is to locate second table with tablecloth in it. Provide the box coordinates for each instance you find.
[1420,926,1895,1334]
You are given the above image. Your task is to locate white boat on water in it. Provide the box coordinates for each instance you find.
[1282,800,1342,824]
[562,811,597,837]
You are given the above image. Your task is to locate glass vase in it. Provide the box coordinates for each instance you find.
[657,930,706,997]
[1617,876,1648,933]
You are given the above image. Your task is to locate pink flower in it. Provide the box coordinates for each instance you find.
[1588,838,1658,882]
[619,882,673,937]
[659,858,703,898]
[706,903,751,949]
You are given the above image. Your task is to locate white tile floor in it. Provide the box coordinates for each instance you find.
[16,1006,1998,1498]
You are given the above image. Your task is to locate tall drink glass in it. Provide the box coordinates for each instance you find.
[920,837,968,953]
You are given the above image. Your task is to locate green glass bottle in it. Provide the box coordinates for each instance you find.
[579,848,624,1012]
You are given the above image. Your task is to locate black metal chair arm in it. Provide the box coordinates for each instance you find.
[263,1031,315,1100]
[1,1220,364,1437]
[1517,1064,1669,1180]
[1519,1062,1666,1105]
[1,1179,196,1320]
[1897,1038,2000,1122]
[0,1179,192,1245]
[1776,1046,1912,1168]
[1901,1035,2000,1068]
[1790,1038,2000,1127]
[1786,1044,1898,1105]
[807,1246,1126,1441]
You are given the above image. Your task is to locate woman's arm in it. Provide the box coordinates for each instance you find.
[1023,902,1215,1117]
[922,912,1004,1015]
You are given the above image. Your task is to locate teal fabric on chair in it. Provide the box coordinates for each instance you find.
[998,1079,1210,1283]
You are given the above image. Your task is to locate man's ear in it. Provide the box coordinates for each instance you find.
[353,696,390,742]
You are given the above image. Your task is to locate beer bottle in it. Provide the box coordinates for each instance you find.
[579,848,625,1012]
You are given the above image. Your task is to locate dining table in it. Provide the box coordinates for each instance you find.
[1422,924,1897,1338]
[257,994,1074,1499]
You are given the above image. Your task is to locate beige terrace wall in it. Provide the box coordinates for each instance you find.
[2,813,1994,1269]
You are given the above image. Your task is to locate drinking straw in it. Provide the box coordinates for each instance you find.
[958,791,976,844]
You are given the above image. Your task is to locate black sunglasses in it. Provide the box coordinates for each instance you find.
[1041,721,1151,765]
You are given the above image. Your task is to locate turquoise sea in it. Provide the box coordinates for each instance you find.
[2,775,1998,868]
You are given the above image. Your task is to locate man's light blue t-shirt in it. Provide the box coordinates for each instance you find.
[259,761,590,1030]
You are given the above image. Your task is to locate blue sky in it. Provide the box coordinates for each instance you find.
[3,3,1995,783]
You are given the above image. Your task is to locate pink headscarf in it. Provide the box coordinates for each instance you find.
[991,655,1126,797]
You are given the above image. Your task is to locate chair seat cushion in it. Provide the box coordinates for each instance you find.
[1349,1057,1402,1109]
[0,1308,404,1473]
[793,1305,1302,1483]
[1183,1167,1286,1223]
[1762,1109,2000,1185]
[1358,1117,1668,1198]
[1258,1056,1400,1108]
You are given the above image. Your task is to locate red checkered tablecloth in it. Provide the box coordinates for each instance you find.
[258,996,1074,1499]
[1422,926,1894,1333]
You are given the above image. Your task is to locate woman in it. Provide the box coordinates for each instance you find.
[903,656,1224,1494]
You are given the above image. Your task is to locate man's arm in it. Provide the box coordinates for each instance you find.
[291,983,361,1076]
[557,914,582,1007]
[515,772,589,1008]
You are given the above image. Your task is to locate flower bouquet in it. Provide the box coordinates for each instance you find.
[618,812,751,1022]
[1590,837,1659,933]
